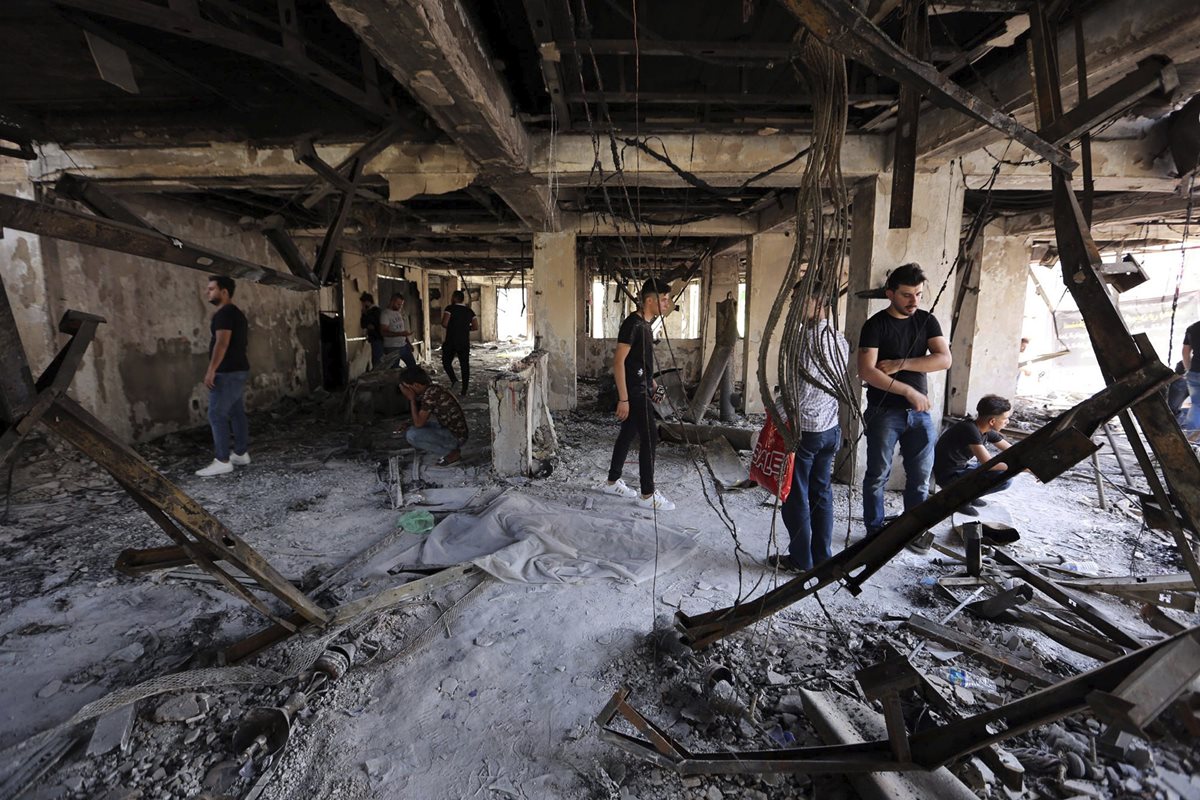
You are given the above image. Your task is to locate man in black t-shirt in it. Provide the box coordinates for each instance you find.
[360,292,384,368]
[1181,321,1200,435]
[197,275,251,477]
[934,395,1014,516]
[857,263,952,534]
[440,290,478,396]
[602,278,676,511]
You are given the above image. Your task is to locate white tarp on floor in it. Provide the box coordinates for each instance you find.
[394,493,697,584]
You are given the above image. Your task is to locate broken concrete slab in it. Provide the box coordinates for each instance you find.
[799,689,978,800]
[151,693,209,724]
[87,704,137,757]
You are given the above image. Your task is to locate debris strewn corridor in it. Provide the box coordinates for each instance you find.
[2,1,1200,799]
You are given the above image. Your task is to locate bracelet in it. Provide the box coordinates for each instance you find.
[617,399,629,404]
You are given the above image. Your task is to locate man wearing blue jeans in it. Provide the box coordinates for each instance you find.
[399,366,470,465]
[857,263,952,535]
[196,276,251,477]
[1181,321,1200,438]
[769,283,849,573]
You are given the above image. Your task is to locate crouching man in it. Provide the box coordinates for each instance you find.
[933,394,1014,516]
[399,366,469,465]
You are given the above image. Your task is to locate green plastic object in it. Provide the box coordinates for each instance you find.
[398,509,435,534]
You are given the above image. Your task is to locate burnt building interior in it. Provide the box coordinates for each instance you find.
[2,0,1200,798]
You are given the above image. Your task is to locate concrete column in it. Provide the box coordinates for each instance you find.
[532,231,578,410]
[742,232,793,414]
[414,267,431,364]
[703,253,740,363]
[841,166,965,486]
[480,284,498,341]
[947,221,1030,416]
[0,163,54,385]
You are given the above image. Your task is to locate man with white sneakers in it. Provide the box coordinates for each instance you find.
[602,278,676,511]
[196,276,251,477]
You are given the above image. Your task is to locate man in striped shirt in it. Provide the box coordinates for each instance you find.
[769,283,849,572]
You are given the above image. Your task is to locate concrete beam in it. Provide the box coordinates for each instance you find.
[532,133,889,188]
[29,141,475,194]
[28,135,1176,198]
[326,0,556,228]
[1004,191,1195,235]
[918,0,1200,161]
[959,137,1178,193]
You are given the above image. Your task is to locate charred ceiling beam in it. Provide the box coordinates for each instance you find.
[919,0,1200,160]
[54,0,393,121]
[889,0,930,229]
[775,0,1073,171]
[326,0,558,229]
[1003,192,1197,235]
[0,194,317,291]
[521,0,573,129]
[1035,56,1177,147]
[52,173,152,230]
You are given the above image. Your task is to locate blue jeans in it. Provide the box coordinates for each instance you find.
[936,465,1013,495]
[780,425,840,571]
[1186,373,1200,431]
[208,370,249,462]
[369,339,384,368]
[406,419,460,457]
[862,407,936,533]
[385,343,417,371]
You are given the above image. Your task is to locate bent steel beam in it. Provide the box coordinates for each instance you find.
[775,0,1073,171]
[598,627,1200,775]
[676,360,1172,649]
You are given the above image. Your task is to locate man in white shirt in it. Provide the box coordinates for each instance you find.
[380,292,417,370]
[769,282,849,572]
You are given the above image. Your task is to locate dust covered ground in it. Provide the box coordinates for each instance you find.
[1,347,1198,800]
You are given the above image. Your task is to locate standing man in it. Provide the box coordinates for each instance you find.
[602,278,675,511]
[857,263,952,535]
[196,275,250,477]
[770,283,849,572]
[1181,322,1200,437]
[381,292,417,370]
[360,292,384,368]
[398,366,469,465]
[441,290,478,396]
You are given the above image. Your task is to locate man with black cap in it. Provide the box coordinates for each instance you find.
[602,278,676,510]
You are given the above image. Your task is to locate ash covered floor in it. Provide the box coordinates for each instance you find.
[1,353,1198,800]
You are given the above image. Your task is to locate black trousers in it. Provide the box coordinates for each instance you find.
[607,389,657,496]
[442,341,470,392]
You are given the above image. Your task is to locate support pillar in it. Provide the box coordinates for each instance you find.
[841,167,965,486]
[480,284,498,341]
[703,254,740,363]
[742,233,793,414]
[947,221,1030,416]
[532,231,577,411]
[414,267,431,364]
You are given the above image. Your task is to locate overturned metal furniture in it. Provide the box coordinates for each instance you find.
[597,627,1200,776]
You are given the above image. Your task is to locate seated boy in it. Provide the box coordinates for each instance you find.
[933,394,1014,517]
[398,366,469,465]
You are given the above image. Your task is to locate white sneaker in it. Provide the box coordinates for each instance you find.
[637,491,675,511]
[195,459,234,477]
[602,478,639,498]
[230,452,251,466]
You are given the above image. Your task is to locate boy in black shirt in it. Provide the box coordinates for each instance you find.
[441,290,478,396]
[197,275,251,477]
[603,278,675,510]
[933,395,1015,515]
[857,263,952,534]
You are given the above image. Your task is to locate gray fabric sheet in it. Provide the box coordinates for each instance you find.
[393,493,697,584]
